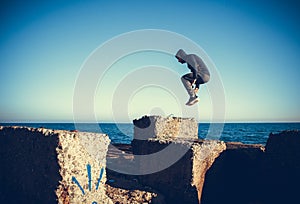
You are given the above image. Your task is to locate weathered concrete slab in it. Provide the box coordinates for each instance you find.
[133,115,198,140]
[0,126,113,204]
[201,142,265,204]
[56,131,113,204]
[2,124,298,203]
[132,139,225,203]
[192,140,227,202]
[0,126,60,203]
[132,116,226,203]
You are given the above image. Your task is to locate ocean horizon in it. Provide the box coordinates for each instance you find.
[1,122,299,145]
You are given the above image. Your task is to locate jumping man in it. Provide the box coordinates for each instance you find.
[175,49,210,106]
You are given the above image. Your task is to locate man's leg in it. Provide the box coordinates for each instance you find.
[195,77,205,95]
[181,73,198,105]
[181,73,195,97]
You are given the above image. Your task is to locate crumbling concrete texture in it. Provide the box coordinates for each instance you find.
[192,140,226,203]
[0,126,61,203]
[105,183,159,204]
[2,124,299,204]
[132,115,226,203]
[0,126,113,204]
[132,139,225,204]
[133,115,198,140]
[106,144,165,204]
[56,131,113,204]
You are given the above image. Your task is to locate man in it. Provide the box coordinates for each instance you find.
[175,49,210,106]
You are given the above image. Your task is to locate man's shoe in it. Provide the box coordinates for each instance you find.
[185,96,199,106]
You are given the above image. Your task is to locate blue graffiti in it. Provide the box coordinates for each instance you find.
[87,164,92,191]
[72,176,85,195]
[96,167,104,190]
[72,164,104,203]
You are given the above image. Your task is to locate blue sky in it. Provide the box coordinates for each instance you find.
[0,0,299,122]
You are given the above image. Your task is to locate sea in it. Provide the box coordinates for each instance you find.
[1,122,299,145]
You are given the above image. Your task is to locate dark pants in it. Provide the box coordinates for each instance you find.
[182,73,205,89]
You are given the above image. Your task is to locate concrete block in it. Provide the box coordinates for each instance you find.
[131,115,226,203]
[0,126,113,204]
[133,115,198,140]
[201,142,265,204]
[192,140,227,203]
[0,126,60,203]
[56,131,113,204]
[132,139,226,203]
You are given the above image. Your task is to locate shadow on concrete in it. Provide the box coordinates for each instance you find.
[0,127,61,204]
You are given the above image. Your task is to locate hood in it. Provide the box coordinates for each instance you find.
[175,49,187,61]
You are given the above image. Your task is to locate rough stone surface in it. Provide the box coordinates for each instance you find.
[106,144,166,203]
[0,126,113,204]
[262,130,300,204]
[132,138,226,204]
[133,115,198,140]
[1,124,299,204]
[106,183,159,204]
[132,139,197,203]
[132,116,226,203]
[201,142,265,204]
[201,131,300,204]
[56,131,113,204]
[0,126,61,203]
[191,140,226,203]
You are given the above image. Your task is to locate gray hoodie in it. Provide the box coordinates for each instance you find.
[176,49,210,83]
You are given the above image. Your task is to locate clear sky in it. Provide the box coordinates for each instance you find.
[0,0,299,122]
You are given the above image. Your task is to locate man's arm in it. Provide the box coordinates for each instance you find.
[188,64,197,82]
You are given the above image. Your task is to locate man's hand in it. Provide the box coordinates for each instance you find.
[192,79,196,89]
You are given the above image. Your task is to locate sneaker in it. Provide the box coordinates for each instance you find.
[185,96,198,106]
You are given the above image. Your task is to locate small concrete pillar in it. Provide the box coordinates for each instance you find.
[133,115,198,140]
